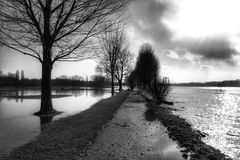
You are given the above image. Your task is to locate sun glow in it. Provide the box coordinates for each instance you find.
[164,0,240,38]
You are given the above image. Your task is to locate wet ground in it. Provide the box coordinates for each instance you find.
[0,89,111,153]
[80,91,186,160]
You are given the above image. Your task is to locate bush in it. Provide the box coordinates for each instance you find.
[150,78,170,103]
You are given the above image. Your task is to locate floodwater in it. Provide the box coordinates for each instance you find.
[168,87,240,160]
[0,88,111,153]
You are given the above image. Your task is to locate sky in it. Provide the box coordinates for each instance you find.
[1,0,240,83]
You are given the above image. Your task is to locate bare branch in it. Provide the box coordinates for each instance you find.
[0,41,42,63]
[0,0,130,64]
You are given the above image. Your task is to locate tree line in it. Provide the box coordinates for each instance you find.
[127,44,170,103]
[173,80,240,87]
[0,70,24,86]
[0,71,117,87]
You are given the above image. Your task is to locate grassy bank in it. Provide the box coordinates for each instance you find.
[145,98,232,160]
[1,91,129,160]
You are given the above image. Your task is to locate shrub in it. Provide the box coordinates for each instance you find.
[150,78,170,103]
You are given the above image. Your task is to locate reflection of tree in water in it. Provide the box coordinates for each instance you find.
[85,89,88,97]
[90,87,105,97]
[39,115,54,125]
[55,90,84,97]
[144,108,156,122]
[20,90,24,96]
[71,90,84,97]
[15,90,24,103]
[0,90,25,103]
[38,115,54,132]
[0,92,3,102]
[55,88,108,98]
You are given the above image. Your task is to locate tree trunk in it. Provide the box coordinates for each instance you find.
[111,72,114,95]
[34,4,55,115]
[118,79,122,91]
[35,59,54,115]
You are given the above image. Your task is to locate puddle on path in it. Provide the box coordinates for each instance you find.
[80,92,188,160]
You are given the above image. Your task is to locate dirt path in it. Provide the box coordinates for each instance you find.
[80,91,185,160]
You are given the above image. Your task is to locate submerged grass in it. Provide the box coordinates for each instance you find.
[145,98,233,160]
[1,91,129,160]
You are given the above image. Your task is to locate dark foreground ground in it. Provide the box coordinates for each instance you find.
[144,97,233,160]
[0,91,129,160]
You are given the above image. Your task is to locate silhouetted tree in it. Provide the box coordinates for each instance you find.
[70,75,84,81]
[97,28,127,95]
[92,75,106,87]
[0,0,129,115]
[21,70,25,80]
[115,51,133,91]
[15,70,19,81]
[15,70,20,86]
[0,71,3,85]
[126,70,136,89]
[150,77,170,103]
[135,44,159,88]
[135,44,170,102]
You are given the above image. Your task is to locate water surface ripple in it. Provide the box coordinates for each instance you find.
[168,87,240,160]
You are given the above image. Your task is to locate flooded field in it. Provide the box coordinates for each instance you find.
[0,88,111,153]
[168,87,240,160]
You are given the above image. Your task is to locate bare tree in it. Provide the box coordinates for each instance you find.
[151,77,170,103]
[126,69,136,89]
[97,28,127,95]
[0,0,129,115]
[115,50,133,91]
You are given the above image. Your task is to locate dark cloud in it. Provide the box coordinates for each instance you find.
[130,0,174,47]
[174,36,238,65]
[129,0,239,65]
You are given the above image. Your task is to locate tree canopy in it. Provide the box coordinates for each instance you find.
[0,0,129,63]
[135,43,159,87]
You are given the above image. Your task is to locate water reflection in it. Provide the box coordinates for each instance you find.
[91,87,106,97]
[0,88,111,153]
[168,87,240,160]
[145,108,156,122]
[39,115,54,125]
[56,89,84,97]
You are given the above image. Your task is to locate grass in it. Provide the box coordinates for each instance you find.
[1,91,130,160]
[144,97,233,160]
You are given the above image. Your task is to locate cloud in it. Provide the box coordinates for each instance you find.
[129,0,239,65]
[200,65,210,73]
[163,49,180,59]
[174,36,238,65]
[129,0,175,47]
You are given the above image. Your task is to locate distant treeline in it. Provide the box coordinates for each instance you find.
[173,80,240,87]
[0,71,113,87]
